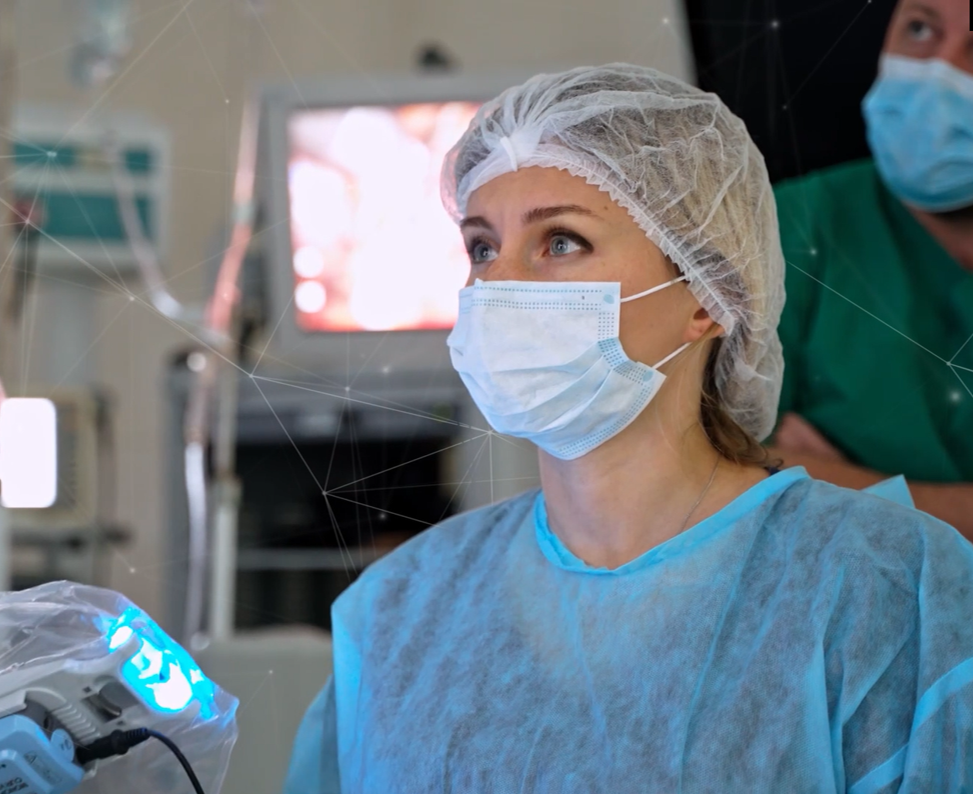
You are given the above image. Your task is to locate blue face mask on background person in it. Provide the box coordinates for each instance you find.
[863,55,973,213]
[446,275,689,460]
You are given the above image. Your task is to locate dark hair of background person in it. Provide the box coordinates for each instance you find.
[685,0,898,184]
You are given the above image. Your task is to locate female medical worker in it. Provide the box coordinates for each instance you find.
[284,64,973,793]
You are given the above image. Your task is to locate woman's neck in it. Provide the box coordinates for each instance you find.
[910,205,973,272]
[538,398,766,570]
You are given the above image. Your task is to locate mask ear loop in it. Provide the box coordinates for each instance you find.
[618,273,693,369]
[620,274,689,303]
[652,341,692,370]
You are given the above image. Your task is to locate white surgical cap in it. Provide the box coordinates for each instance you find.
[441,63,785,441]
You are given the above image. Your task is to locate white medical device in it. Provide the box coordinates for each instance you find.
[0,583,237,794]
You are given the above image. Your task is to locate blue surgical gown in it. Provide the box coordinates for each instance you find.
[284,467,973,793]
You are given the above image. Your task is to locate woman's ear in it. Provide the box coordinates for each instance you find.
[686,306,724,342]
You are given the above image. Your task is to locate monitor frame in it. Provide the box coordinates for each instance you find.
[259,70,532,385]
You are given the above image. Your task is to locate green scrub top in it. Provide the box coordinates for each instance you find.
[774,159,973,483]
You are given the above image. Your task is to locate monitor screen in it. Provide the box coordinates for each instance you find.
[286,101,481,334]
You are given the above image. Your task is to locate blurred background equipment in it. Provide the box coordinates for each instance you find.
[7,105,169,275]
[69,0,132,89]
[2,389,128,592]
[0,397,57,510]
[0,107,159,595]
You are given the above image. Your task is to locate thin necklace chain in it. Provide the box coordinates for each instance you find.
[677,455,721,534]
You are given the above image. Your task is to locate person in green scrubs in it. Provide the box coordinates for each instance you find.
[768,0,973,538]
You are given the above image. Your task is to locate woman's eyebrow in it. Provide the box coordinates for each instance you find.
[522,205,598,225]
[460,205,599,232]
[459,215,493,231]
[901,0,939,20]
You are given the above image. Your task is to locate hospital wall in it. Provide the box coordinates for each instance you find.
[14,0,693,622]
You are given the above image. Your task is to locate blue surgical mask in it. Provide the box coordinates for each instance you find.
[862,55,973,213]
[446,275,690,460]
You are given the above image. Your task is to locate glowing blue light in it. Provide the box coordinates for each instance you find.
[129,640,163,677]
[151,662,194,711]
[108,624,133,650]
[105,606,217,717]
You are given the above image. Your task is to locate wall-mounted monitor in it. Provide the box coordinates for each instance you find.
[261,72,530,385]
[288,101,478,334]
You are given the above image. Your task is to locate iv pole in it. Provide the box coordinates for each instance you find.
[182,95,258,646]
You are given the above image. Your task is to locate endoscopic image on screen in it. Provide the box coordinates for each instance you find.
[287,101,481,334]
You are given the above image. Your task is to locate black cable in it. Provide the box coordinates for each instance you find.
[77,727,206,794]
[144,729,206,794]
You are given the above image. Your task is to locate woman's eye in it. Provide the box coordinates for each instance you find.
[549,234,583,256]
[906,18,933,41]
[469,240,497,264]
